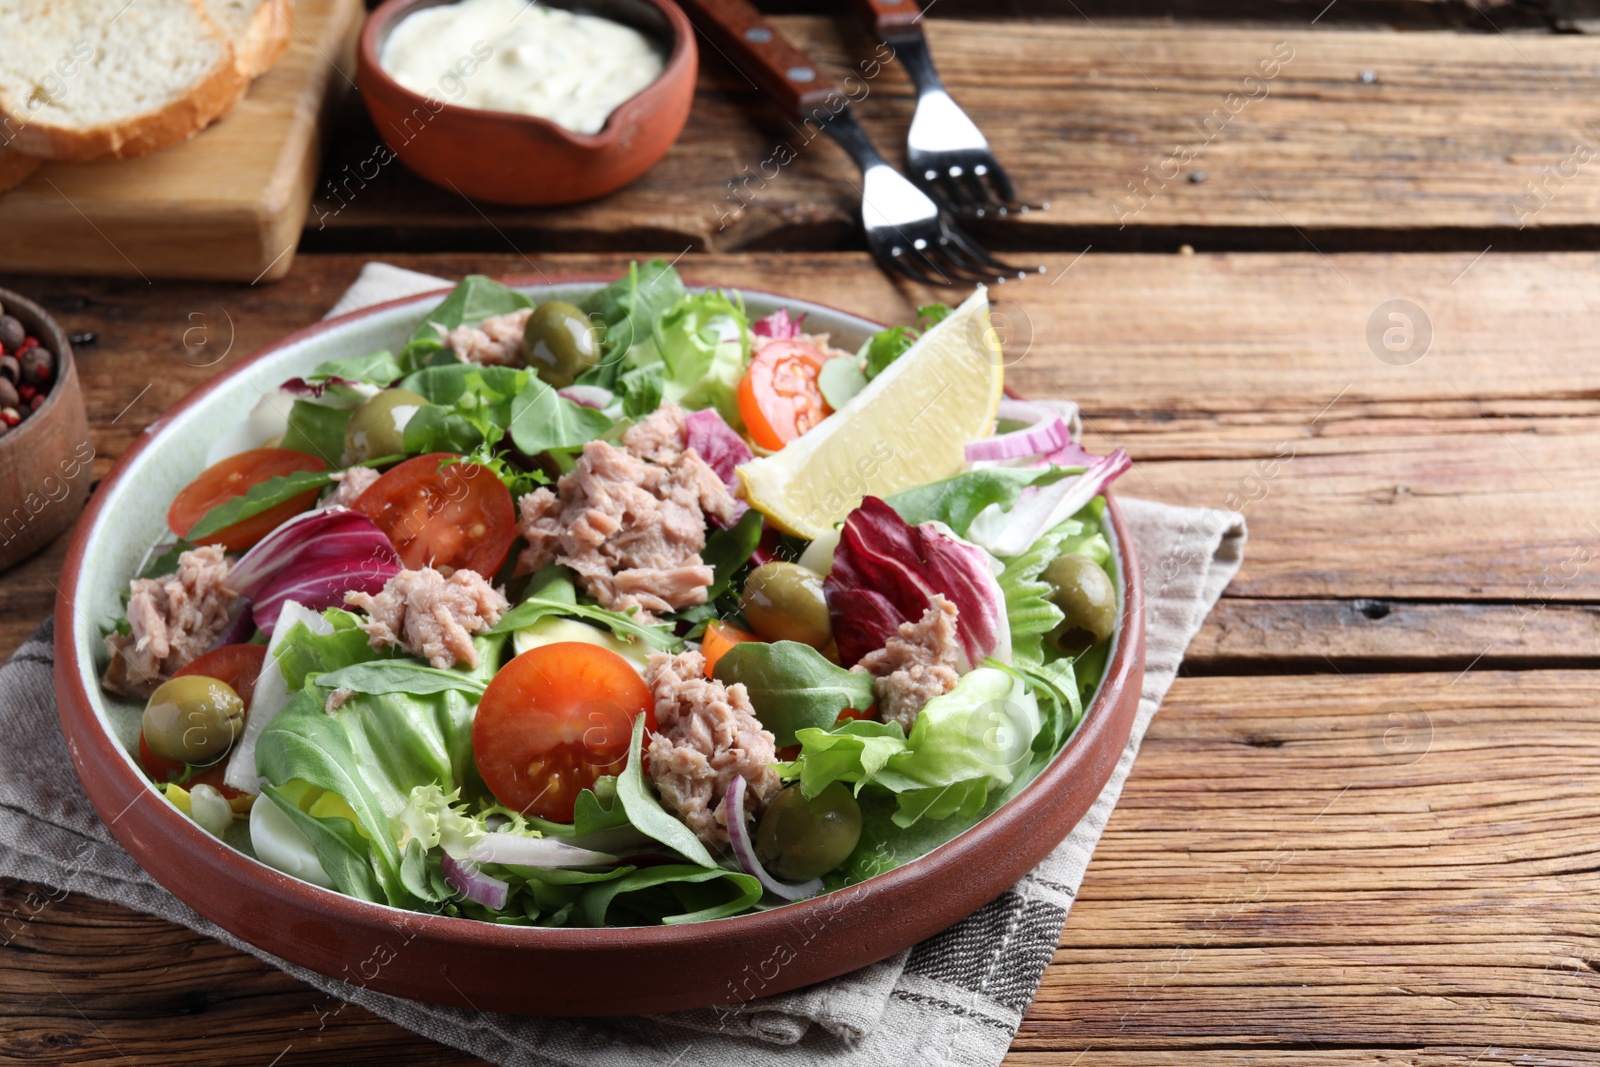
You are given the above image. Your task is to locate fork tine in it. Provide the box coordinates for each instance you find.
[941,222,1035,281]
[878,243,953,288]
[936,236,1011,285]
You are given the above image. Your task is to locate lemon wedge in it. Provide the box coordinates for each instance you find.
[737,287,1004,540]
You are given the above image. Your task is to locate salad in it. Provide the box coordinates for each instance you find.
[99,262,1131,927]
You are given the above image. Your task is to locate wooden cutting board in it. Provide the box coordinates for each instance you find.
[0,0,362,283]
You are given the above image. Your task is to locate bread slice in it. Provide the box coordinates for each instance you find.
[0,0,249,162]
[0,147,40,194]
[205,0,294,79]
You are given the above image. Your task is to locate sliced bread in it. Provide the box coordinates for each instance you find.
[0,0,248,162]
[204,0,294,79]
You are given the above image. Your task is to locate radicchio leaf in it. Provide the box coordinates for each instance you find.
[825,497,1010,669]
[752,307,806,339]
[684,407,753,488]
[230,507,402,635]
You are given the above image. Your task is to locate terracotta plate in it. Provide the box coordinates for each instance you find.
[54,278,1145,1016]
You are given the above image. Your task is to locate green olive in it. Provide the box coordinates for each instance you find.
[142,675,245,765]
[756,782,861,881]
[344,387,427,462]
[522,301,601,388]
[1043,553,1118,652]
[740,561,832,649]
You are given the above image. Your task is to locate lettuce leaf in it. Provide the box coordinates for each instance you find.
[625,290,751,425]
[886,467,1067,537]
[787,667,1040,828]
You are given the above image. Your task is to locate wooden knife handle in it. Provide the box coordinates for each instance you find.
[675,0,840,114]
[852,0,924,38]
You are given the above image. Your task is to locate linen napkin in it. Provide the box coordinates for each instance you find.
[0,263,1246,1066]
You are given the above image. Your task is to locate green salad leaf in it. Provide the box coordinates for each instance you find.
[181,469,332,540]
[491,569,684,651]
[643,291,751,424]
[997,521,1082,668]
[714,640,875,747]
[315,661,489,697]
[576,259,688,387]
[580,864,761,926]
[309,350,403,386]
[401,275,533,373]
[886,467,1070,536]
[509,380,614,455]
[861,303,953,380]
[615,715,719,868]
[787,667,1041,829]
[279,400,351,464]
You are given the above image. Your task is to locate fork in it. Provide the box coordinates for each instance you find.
[676,0,1036,287]
[853,0,1035,218]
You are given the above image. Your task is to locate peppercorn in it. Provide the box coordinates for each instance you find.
[0,316,23,352]
[19,347,52,387]
[17,383,35,403]
[28,394,44,412]
[0,355,16,383]
[0,407,20,427]
[0,378,16,409]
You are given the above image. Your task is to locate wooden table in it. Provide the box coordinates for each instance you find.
[4,3,1600,1063]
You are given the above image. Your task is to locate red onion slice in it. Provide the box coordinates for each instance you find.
[725,776,824,902]
[752,308,806,339]
[964,398,1074,463]
[441,852,509,911]
[558,385,613,410]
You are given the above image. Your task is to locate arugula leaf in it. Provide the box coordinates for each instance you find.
[491,593,683,651]
[714,640,875,747]
[401,403,485,455]
[310,350,402,386]
[138,540,197,579]
[576,260,688,388]
[579,864,762,926]
[508,380,614,455]
[701,507,763,602]
[182,469,332,540]
[279,400,351,464]
[616,363,664,418]
[314,661,489,697]
[616,715,720,867]
[886,467,1067,536]
[400,275,533,373]
[401,363,527,407]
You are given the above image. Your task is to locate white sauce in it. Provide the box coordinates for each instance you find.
[381,0,665,136]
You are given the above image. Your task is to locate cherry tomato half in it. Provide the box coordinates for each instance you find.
[137,644,267,794]
[167,448,327,552]
[701,620,759,678]
[737,340,832,451]
[473,643,656,823]
[352,452,515,576]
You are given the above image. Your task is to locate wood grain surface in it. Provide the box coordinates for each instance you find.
[308,18,1600,254]
[0,0,362,282]
[1,247,1595,1063]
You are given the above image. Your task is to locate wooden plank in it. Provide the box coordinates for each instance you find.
[1,671,1596,1063]
[310,21,1600,252]
[6,250,1600,659]
[1189,598,1600,671]
[0,0,362,282]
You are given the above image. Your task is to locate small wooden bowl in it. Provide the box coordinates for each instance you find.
[357,0,697,206]
[0,289,91,572]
